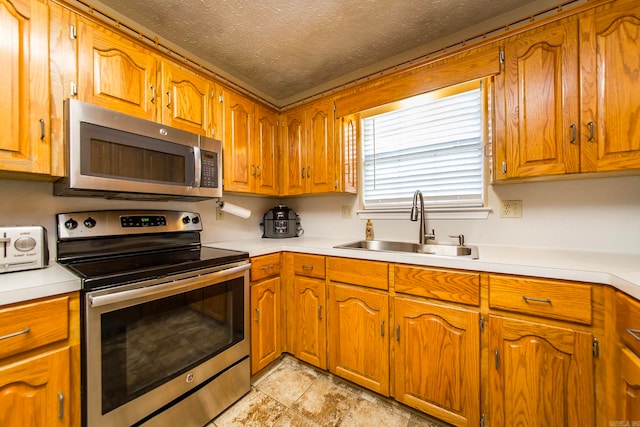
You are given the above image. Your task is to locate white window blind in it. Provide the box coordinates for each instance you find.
[362,83,484,210]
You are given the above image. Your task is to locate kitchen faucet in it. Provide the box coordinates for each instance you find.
[410,190,435,244]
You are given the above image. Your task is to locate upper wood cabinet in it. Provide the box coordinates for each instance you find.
[305,98,336,193]
[160,60,214,137]
[488,315,594,426]
[222,89,279,194]
[282,98,336,195]
[77,17,158,121]
[222,89,254,192]
[254,105,279,195]
[0,0,51,177]
[282,107,305,195]
[498,18,580,179]
[337,114,358,193]
[496,0,640,181]
[579,0,640,172]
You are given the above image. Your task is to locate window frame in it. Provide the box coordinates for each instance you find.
[356,78,492,220]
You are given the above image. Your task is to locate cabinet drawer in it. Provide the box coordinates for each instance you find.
[394,265,480,306]
[489,275,592,325]
[617,292,640,357]
[0,296,69,359]
[293,254,325,279]
[251,253,281,281]
[327,257,388,290]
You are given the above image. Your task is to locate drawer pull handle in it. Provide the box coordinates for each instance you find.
[260,264,274,270]
[627,329,640,341]
[522,296,552,304]
[0,326,30,341]
[301,264,314,270]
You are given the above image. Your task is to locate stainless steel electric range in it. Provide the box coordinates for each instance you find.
[56,210,250,427]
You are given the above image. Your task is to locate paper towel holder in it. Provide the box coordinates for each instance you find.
[215,199,252,219]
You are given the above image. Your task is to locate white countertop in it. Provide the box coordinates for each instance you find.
[2,236,640,305]
[0,263,82,306]
[206,236,640,300]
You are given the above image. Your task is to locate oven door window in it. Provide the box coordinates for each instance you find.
[80,122,195,186]
[100,277,244,414]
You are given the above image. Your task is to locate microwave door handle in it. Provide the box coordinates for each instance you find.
[193,146,201,187]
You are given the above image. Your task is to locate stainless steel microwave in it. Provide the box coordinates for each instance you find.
[54,99,222,201]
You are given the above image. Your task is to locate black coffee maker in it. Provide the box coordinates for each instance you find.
[261,205,303,238]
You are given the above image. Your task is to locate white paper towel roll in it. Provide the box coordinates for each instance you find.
[219,201,251,219]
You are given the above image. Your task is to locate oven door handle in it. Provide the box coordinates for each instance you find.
[88,263,250,308]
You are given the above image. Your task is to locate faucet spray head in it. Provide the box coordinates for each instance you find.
[410,206,418,221]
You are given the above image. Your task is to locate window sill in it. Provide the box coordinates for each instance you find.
[357,207,492,220]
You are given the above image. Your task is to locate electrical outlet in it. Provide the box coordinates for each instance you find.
[216,207,224,221]
[500,200,522,218]
[341,205,352,218]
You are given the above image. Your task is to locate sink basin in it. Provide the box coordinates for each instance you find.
[334,240,479,259]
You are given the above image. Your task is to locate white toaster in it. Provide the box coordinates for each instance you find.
[0,226,49,273]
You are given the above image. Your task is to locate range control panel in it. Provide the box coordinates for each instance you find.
[57,210,202,240]
[0,226,49,273]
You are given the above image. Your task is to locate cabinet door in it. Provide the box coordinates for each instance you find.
[338,114,358,193]
[282,108,305,195]
[501,19,580,179]
[328,283,389,396]
[394,297,480,426]
[0,348,71,427]
[222,90,254,192]
[255,105,279,195]
[77,18,157,121]
[489,315,594,426]
[0,0,50,175]
[293,276,326,369]
[305,98,335,193]
[160,60,212,137]
[250,277,281,375]
[580,0,640,172]
[619,347,640,424]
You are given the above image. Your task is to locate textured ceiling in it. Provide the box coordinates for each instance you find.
[93,0,555,105]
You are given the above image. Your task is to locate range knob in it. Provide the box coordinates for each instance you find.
[64,218,78,230]
[191,216,200,224]
[83,217,97,228]
[182,216,191,224]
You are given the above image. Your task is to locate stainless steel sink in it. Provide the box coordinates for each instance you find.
[334,239,479,259]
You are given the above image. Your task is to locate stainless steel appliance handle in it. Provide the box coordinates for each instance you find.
[89,263,250,308]
[193,146,202,187]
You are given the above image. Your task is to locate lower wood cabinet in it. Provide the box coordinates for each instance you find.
[293,275,327,369]
[0,293,79,427]
[394,297,480,426]
[328,283,389,396]
[488,315,594,426]
[619,347,640,423]
[250,276,281,374]
[0,348,70,427]
[616,291,640,423]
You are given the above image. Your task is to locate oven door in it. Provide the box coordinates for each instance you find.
[83,262,250,427]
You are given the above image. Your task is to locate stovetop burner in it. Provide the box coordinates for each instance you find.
[56,210,249,290]
[61,246,248,290]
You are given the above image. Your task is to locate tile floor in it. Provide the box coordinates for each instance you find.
[209,355,450,427]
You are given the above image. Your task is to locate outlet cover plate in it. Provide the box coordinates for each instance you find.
[500,200,522,218]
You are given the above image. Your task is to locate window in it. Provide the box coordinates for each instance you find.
[361,80,486,211]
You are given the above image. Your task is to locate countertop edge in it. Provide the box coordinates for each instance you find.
[2,238,639,305]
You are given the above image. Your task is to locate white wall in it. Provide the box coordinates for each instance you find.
[284,175,640,255]
[2,174,640,256]
[0,179,277,257]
